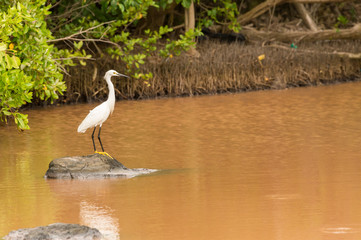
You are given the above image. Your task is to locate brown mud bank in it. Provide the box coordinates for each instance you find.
[63,40,361,103]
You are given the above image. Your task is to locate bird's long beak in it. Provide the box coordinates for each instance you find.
[117,73,129,78]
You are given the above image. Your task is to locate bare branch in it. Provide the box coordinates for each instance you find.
[47,20,116,43]
[53,57,95,61]
[49,0,101,19]
[48,0,63,10]
[57,37,122,48]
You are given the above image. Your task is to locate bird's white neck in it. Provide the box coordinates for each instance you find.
[105,75,115,114]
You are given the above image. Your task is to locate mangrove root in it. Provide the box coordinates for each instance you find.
[267,44,361,59]
[242,23,361,42]
[237,0,354,26]
[293,3,318,31]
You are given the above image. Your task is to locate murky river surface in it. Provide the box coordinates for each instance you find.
[1,82,361,239]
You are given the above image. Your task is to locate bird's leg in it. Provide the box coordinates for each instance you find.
[98,126,104,152]
[91,127,97,152]
[95,126,113,159]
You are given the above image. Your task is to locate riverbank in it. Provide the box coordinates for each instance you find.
[62,39,361,104]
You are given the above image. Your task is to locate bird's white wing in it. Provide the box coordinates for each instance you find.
[77,102,111,133]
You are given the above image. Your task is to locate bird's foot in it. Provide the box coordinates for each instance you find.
[95,151,113,159]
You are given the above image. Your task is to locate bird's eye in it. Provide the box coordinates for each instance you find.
[113,71,116,75]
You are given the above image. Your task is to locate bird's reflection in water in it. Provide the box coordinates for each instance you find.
[80,201,120,240]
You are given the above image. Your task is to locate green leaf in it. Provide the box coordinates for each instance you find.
[4,54,11,69]
[117,3,125,12]
[181,0,192,8]
[2,110,11,116]
[74,41,83,50]
[17,116,26,129]
[0,42,6,52]
[11,55,20,68]
[45,89,51,98]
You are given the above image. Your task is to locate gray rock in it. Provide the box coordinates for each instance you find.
[4,223,104,240]
[44,153,157,179]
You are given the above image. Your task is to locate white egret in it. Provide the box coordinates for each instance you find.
[77,70,129,157]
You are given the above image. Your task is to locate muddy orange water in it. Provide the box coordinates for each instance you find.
[2,82,361,239]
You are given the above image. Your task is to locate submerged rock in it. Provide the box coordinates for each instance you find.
[4,223,104,240]
[44,153,156,179]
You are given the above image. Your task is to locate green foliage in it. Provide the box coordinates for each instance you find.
[199,0,241,32]
[158,0,174,9]
[107,25,181,80]
[175,0,192,8]
[337,15,349,25]
[49,0,158,37]
[49,0,201,81]
[0,0,88,130]
[159,28,201,57]
[0,70,33,130]
[50,0,243,83]
[334,15,349,32]
[158,0,240,31]
[54,41,92,67]
[49,0,239,80]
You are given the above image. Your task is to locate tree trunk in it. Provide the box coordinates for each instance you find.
[184,1,200,57]
[185,1,195,32]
